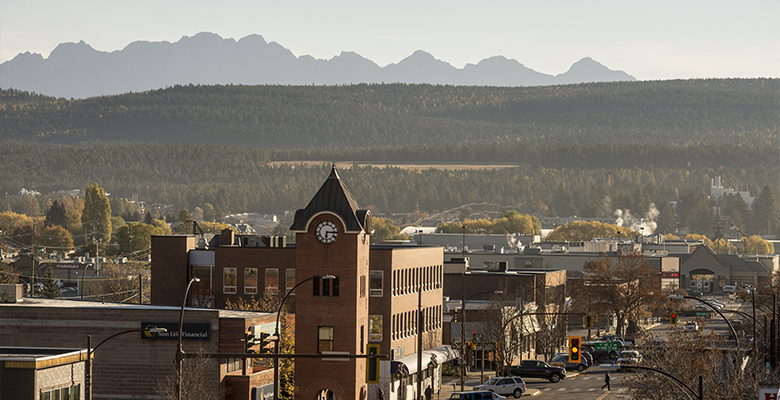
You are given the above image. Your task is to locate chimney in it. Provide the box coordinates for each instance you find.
[221,229,235,246]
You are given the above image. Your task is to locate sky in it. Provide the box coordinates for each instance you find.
[1,0,778,81]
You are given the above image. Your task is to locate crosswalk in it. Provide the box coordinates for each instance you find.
[533,375,627,393]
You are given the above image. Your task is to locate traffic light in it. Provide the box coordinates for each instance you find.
[584,315,593,329]
[258,331,272,353]
[568,336,581,363]
[453,312,459,322]
[366,344,380,383]
[670,312,678,325]
[244,330,256,353]
[466,341,473,350]
[472,331,478,344]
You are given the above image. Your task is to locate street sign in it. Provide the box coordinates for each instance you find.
[594,342,620,351]
[695,312,710,316]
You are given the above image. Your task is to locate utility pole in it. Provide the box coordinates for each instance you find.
[31,220,36,297]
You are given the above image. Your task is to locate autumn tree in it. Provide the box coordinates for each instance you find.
[739,235,775,254]
[371,217,409,243]
[583,251,665,337]
[40,226,74,253]
[0,262,20,284]
[82,183,112,243]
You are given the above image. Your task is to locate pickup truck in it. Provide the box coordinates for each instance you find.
[583,345,618,363]
[499,360,567,383]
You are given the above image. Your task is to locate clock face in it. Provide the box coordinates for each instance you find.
[315,220,338,244]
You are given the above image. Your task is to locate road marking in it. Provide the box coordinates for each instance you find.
[596,392,610,400]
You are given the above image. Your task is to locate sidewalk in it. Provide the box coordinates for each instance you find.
[437,369,542,398]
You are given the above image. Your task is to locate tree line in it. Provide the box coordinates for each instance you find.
[1,79,776,149]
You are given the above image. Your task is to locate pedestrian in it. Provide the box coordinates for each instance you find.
[602,371,611,390]
[425,385,432,400]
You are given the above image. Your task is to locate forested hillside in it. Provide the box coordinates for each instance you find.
[0,141,776,235]
[1,79,777,149]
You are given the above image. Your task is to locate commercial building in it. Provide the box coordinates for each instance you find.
[150,166,452,400]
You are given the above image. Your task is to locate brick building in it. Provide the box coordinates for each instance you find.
[0,297,275,400]
[150,166,451,400]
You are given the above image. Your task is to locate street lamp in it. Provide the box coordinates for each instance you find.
[177,276,200,400]
[86,327,166,400]
[81,263,94,300]
[273,274,335,400]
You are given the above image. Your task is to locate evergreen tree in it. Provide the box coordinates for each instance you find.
[653,196,677,235]
[41,266,62,299]
[45,200,68,227]
[750,186,780,235]
[81,183,112,243]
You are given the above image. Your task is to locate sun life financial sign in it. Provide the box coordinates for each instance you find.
[141,322,211,341]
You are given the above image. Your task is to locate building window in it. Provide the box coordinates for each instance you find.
[226,358,242,373]
[265,268,279,295]
[318,326,334,353]
[41,384,80,400]
[333,277,340,296]
[313,275,320,296]
[360,275,366,298]
[369,270,383,296]
[369,315,383,341]
[223,267,237,294]
[323,277,330,296]
[244,268,258,295]
[286,269,295,294]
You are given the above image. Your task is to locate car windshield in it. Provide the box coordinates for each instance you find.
[484,378,500,385]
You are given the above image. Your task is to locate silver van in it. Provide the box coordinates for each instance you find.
[723,285,737,294]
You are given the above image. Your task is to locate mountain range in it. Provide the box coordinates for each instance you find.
[0,32,636,99]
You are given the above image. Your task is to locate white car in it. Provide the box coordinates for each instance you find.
[684,321,699,331]
[474,377,527,399]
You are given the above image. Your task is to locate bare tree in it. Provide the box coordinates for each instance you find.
[155,348,226,400]
[93,260,151,303]
[623,322,774,400]
[481,283,526,373]
[533,284,568,362]
[584,250,666,337]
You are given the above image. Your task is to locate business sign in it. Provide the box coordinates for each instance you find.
[56,264,81,269]
[141,322,211,341]
[759,387,779,400]
[661,272,679,278]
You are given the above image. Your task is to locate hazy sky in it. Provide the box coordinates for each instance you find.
[2,0,778,80]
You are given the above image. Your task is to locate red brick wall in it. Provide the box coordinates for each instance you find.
[294,213,369,400]
[151,235,198,306]
[214,247,296,309]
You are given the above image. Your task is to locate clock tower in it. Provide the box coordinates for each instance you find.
[290,166,373,399]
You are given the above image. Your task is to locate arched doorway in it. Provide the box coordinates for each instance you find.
[689,268,715,293]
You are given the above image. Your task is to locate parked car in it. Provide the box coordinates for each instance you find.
[474,376,527,398]
[500,360,566,383]
[550,352,588,372]
[581,350,593,367]
[450,390,508,400]
[583,345,618,363]
[723,285,737,294]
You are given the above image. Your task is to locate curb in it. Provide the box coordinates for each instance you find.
[523,389,543,396]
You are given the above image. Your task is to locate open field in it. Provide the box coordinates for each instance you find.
[266,161,522,170]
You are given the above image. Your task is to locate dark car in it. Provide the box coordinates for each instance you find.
[583,346,618,363]
[581,351,593,367]
[500,360,567,383]
[551,352,588,372]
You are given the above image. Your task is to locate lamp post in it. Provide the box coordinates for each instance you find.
[177,276,200,400]
[86,327,166,400]
[273,274,334,400]
[668,294,743,373]
[81,263,94,300]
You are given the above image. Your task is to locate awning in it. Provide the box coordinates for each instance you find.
[390,345,459,375]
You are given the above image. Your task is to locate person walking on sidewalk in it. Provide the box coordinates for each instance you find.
[602,371,611,390]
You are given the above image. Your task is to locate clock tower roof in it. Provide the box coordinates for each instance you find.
[290,165,369,233]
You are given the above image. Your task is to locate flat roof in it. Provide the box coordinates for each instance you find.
[1,347,88,370]
[0,297,273,319]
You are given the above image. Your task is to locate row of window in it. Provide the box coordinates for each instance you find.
[390,305,442,341]
[223,267,296,295]
[392,265,442,296]
[41,384,80,400]
[219,268,389,298]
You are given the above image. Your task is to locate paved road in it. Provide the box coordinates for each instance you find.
[526,368,630,400]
